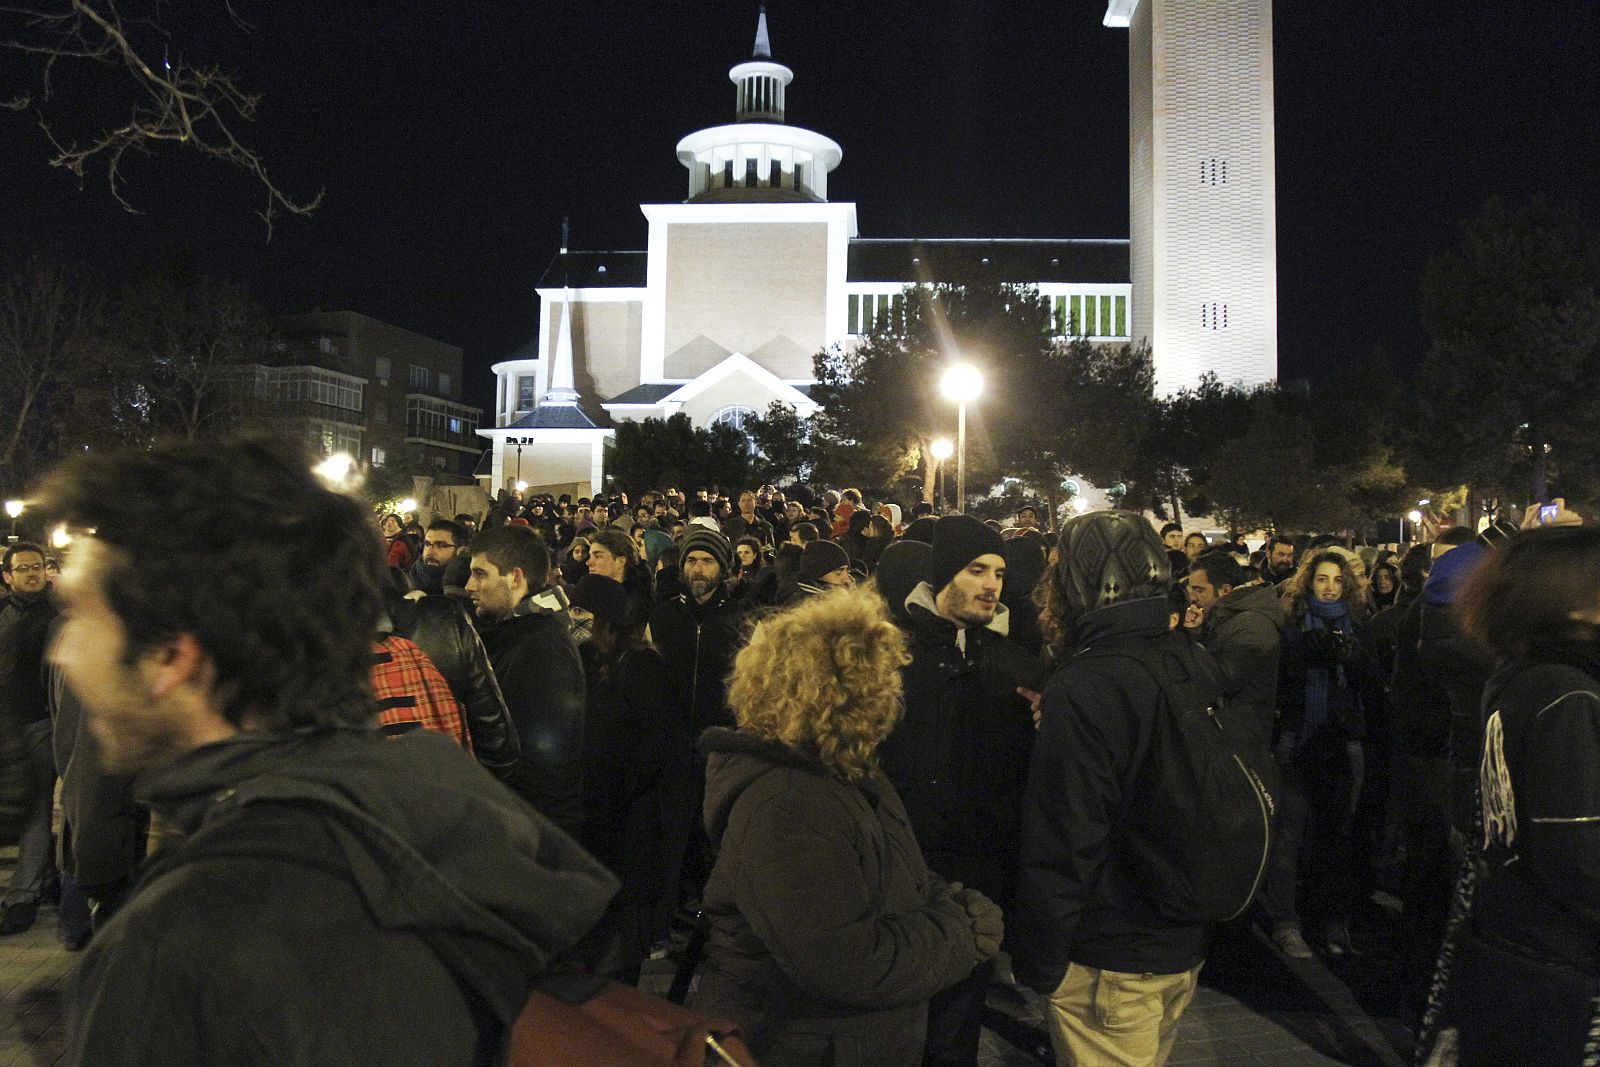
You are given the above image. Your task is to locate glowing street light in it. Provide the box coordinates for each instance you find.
[515,480,529,493]
[51,524,73,549]
[313,453,355,487]
[397,498,418,516]
[939,363,983,511]
[4,500,22,543]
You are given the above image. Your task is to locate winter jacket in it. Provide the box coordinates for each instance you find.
[577,644,673,908]
[723,513,775,548]
[65,727,617,1067]
[476,592,588,835]
[690,728,988,1067]
[1417,596,1495,835]
[1197,581,1283,749]
[648,588,750,733]
[1013,596,1212,989]
[50,658,142,890]
[1276,608,1379,743]
[1446,643,1600,1062]
[0,588,56,727]
[1389,594,1452,759]
[384,591,520,777]
[879,583,1040,908]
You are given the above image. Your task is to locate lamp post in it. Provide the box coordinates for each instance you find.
[939,363,983,512]
[4,500,22,543]
[929,438,954,514]
[510,437,528,491]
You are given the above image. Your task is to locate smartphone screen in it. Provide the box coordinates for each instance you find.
[1540,504,1559,523]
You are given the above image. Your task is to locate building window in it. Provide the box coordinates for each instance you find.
[517,375,537,410]
[439,372,452,397]
[449,417,462,434]
[1099,295,1112,337]
[375,355,391,383]
[409,364,429,390]
[709,405,759,452]
[318,336,332,355]
[371,447,386,467]
[848,294,860,333]
[769,159,781,187]
[745,159,758,188]
[723,160,734,187]
[374,400,388,424]
[1115,296,1127,336]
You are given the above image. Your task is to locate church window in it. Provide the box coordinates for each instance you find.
[709,405,759,452]
[848,294,861,333]
[795,162,807,191]
[770,159,782,186]
[1069,295,1083,336]
[1099,296,1112,337]
[745,158,759,187]
[723,160,734,187]
[1115,296,1127,336]
[517,375,537,410]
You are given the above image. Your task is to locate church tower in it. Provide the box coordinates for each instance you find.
[1106,0,1278,393]
[674,5,843,202]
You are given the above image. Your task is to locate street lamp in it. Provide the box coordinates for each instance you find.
[510,437,530,490]
[1406,509,1424,543]
[4,500,22,542]
[929,438,954,514]
[939,363,983,512]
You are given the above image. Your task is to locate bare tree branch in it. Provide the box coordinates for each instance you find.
[2,0,321,235]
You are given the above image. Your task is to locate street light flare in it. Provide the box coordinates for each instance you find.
[930,438,954,461]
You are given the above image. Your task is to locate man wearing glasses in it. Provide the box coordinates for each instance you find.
[411,519,468,596]
[0,541,57,935]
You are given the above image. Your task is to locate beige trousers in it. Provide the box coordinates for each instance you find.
[1046,961,1203,1067]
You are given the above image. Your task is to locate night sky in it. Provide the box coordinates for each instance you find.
[4,1,1597,415]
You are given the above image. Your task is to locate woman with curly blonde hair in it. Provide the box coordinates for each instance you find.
[690,586,1003,1066]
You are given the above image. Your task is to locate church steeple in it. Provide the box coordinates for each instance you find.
[730,6,791,124]
[545,290,580,406]
[676,4,842,202]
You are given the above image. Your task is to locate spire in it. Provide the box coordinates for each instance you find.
[545,290,579,406]
[752,4,771,59]
[560,215,570,254]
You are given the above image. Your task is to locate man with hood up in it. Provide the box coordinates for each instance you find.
[879,514,1041,1067]
[1014,509,1217,1067]
[41,435,617,1067]
[467,524,589,836]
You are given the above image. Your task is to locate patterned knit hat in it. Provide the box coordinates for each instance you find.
[1055,509,1171,620]
[678,527,732,575]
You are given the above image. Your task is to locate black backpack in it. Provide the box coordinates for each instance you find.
[1074,634,1279,923]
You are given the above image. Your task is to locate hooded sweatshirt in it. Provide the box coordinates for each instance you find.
[66,727,617,1067]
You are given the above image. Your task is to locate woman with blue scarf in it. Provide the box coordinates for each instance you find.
[1263,550,1377,959]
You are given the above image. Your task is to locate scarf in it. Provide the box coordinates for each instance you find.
[1300,597,1352,741]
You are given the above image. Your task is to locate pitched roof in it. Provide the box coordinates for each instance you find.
[502,405,601,430]
[536,251,648,289]
[847,238,1129,284]
[603,383,680,405]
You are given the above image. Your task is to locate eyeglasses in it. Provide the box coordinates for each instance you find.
[423,541,458,550]
[7,563,44,575]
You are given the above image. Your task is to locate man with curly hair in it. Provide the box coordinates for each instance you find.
[43,434,616,1067]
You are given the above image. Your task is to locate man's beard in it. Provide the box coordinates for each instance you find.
[687,576,718,599]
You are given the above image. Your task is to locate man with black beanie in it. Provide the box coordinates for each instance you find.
[879,515,1040,1067]
[790,539,852,599]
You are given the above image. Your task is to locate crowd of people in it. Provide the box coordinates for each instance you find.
[1,434,1596,1067]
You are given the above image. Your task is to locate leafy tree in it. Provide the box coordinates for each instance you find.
[745,400,812,485]
[607,414,750,494]
[1416,196,1600,511]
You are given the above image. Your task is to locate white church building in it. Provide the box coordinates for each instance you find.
[480,3,1276,498]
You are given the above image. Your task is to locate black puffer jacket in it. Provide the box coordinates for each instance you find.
[384,590,520,777]
[0,588,56,726]
[690,728,986,1067]
[879,583,1039,908]
[1013,596,1212,989]
[65,728,617,1067]
[476,592,587,836]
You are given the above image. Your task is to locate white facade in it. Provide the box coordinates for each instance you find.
[1109,0,1278,394]
[480,11,1141,496]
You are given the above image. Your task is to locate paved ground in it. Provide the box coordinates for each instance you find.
[1,841,1417,1066]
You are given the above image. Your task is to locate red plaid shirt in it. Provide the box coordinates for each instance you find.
[371,635,472,752]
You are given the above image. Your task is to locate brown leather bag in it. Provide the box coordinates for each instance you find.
[508,975,757,1067]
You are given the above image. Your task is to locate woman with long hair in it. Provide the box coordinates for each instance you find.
[568,573,673,981]
[1264,551,1378,959]
[558,536,590,587]
[690,588,1002,1065]
[1421,526,1600,1067]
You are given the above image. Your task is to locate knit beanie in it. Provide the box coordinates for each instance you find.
[642,529,675,568]
[678,527,732,575]
[874,538,931,622]
[929,514,1006,594]
[902,516,939,545]
[1055,509,1171,621]
[570,574,630,626]
[800,539,850,581]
